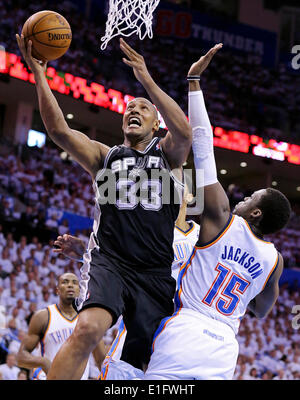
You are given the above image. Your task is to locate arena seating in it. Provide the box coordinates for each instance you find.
[0,143,300,379]
[0,0,300,144]
[0,0,299,380]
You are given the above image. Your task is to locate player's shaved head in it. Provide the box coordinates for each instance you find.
[123,96,160,141]
[127,97,159,120]
[57,272,80,303]
[57,272,78,285]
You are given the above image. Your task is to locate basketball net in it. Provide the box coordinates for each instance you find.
[100,0,160,50]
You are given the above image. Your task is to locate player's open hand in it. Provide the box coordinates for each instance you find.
[53,234,85,261]
[188,43,223,77]
[16,34,47,74]
[120,38,151,84]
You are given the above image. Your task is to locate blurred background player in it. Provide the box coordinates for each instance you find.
[16,273,105,379]
[144,44,291,380]
[16,34,191,379]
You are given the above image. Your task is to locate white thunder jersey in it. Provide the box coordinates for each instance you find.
[146,214,279,380]
[32,304,89,380]
[172,221,200,282]
[175,214,279,334]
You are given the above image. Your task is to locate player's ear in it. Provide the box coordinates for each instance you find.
[250,208,262,221]
[153,119,160,132]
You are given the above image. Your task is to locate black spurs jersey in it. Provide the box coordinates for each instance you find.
[90,137,183,272]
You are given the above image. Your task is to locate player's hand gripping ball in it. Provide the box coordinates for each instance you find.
[21,10,72,62]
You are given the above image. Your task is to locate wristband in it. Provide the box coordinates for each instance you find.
[187,75,201,81]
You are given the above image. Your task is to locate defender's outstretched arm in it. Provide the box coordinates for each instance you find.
[188,44,231,243]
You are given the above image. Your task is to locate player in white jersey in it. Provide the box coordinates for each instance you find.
[16,273,105,380]
[53,191,200,380]
[144,44,291,380]
[172,190,200,282]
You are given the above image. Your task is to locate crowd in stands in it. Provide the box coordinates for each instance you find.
[234,283,300,380]
[0,145,95,222]
[0,142,299,379]
[0,0,300,144]
[0,227,114,380]
[0,225,299,380]
[1,145,300,271]
[0,0,300,380]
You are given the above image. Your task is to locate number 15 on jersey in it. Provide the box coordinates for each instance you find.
[202,263,250,316]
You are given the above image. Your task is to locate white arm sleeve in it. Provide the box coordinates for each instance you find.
[188,90,218,188]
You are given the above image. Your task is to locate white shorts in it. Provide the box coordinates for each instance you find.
[32,367,46,380]
[101,359,144,380]
[100,318,144,380]
[144,308,239,380]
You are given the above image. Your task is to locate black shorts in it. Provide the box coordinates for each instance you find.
[79,249,176,369]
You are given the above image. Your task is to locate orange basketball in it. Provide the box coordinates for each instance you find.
[21,10,72,62]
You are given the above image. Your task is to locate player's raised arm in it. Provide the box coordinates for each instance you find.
[16,34,109,178]
[120,38,192,168]
[188,44,232,243]
[17,309,51,374]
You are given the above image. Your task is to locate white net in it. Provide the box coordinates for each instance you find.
[100,0,160,50]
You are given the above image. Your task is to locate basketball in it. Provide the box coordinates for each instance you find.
[21,10,72,62]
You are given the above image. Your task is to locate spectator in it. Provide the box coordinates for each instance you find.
[45,213,59,230]
[17,369,27,380]
[0,353,20,380]
[247,367,260,380]
[24,303,37,326]
[8,330,26,354]
[36,289,51,311]
[0,247,14,275]
[0,305,6,330]
[0,225,5,247]
[58,219,70,236]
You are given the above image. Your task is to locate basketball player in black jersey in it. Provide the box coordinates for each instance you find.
[16,35,192,378]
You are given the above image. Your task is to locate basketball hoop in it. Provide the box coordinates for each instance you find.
[100,0,160,50]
